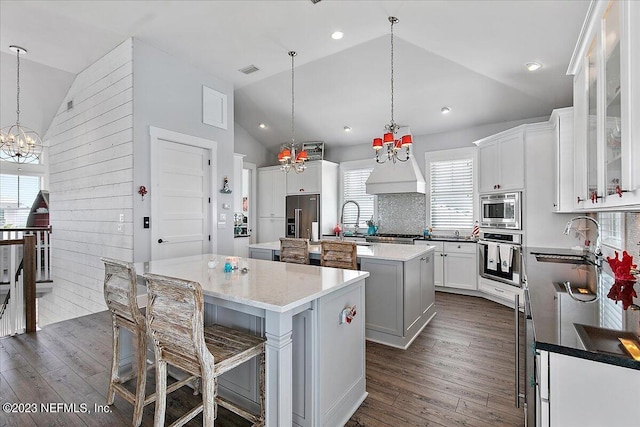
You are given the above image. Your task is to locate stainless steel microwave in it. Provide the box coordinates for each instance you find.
[480,192,521,230]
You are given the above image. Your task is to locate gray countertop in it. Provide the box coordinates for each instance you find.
[524,247,640,369]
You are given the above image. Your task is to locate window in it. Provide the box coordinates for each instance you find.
[599,212,623,249]
[0,174,41,227]
[429,158,474,230]
[341,162,375,231]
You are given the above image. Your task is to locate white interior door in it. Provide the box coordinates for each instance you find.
[151,133,212,260]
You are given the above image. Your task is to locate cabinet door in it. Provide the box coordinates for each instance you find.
[478,141,499,193]
[286,161,320,194]
[444,251,477,290]
[420,253,435,315]
[258,217,285,243]
[271,171,286,217]
[360,259,403,337]
[498,133,525,191]
[258,169,274,217]
[404,257,422,335]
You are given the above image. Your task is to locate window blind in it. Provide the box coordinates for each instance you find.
[342,168,375,229]
[0,174,41,227]
[430,159,473,229]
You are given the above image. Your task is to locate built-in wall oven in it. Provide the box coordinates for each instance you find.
[480,192,521,230]
[478,231,522,287]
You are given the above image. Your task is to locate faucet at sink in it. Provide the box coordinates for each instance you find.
[563,216,602,267]
[340,200,360,240]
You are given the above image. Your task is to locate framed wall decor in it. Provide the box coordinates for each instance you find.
[302,142,324,160]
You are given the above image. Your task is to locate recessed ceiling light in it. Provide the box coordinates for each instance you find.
[526,62,542,72]
[331,31,344,40]
[441,106,451,114]
[343,126,352,132]
[259,123,267,129]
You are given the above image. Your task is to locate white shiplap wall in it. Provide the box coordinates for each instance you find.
[39,39,133,326]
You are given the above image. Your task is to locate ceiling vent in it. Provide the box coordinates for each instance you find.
[239,64,260,75]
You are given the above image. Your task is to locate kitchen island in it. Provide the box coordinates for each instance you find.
[524,248,640,427]
[135,253,369,427]
[249,241,437,349]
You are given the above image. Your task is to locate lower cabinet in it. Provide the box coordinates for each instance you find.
[417,240,477,290]
[361,252,436,349]
[537,350,640,427]
[258,217,285,243]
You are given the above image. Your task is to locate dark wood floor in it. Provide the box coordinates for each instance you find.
[1,292,524,426]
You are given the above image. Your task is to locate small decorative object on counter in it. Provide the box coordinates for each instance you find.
[220,176,232,194]
[207,259,217,269]
[224,262,232,273]
[333,223,342,236]
[472,221,480,239]
[423,226,432,239]
[366,217,377,235]
[606,251,638,310]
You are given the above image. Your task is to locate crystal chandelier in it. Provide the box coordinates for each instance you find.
[278,51,307,173]
[372,17,412,164]
[0,46,44,164]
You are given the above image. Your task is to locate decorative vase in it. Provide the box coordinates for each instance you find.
[368,225,377,235]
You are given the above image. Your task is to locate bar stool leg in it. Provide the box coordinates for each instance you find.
[132,329,147,427]
[201,373,216,425]
[107,322,120,405]
[153,359,168,427]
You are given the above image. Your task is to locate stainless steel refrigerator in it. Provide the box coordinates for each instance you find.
[286,194,320,239]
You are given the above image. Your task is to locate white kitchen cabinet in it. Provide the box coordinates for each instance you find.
[550,108,576,212]
[257,217,285,244]
[233,153,245,213]
[569,0,640,209]
[476,131,524,193]
[233,235,249,258]
[286,160,338,195]
[417,240,477,290]
[257,166,286,243]
[536,350,640,427]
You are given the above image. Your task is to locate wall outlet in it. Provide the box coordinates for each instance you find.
[117,224,124,233]
[119,213,125,222]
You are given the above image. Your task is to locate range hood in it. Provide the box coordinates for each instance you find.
[365,154,426,195]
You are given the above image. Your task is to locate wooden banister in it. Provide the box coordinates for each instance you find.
[23,235,36,333]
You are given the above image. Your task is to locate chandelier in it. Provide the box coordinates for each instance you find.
[0,46,44,164]
[278,51,307,173]
[372,17,412,164]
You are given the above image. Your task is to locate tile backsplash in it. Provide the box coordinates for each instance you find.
[377,194,426,234]
[625,212,640,257]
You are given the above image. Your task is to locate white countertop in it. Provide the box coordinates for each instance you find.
[249,241,435,262]
[134,254,369,313]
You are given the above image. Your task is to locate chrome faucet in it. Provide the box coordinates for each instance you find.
[340,200,360,239]
[564,216,602,266]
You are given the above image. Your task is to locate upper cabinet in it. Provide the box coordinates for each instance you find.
[550,108,575,212]
[286,161,321,194]
[569,0,640,209]
[477,129,525,193]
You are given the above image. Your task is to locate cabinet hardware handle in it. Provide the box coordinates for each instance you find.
[495,287,504,293]
[457,245,461,249]
[494,184,498,189]
[299,188,304,192]
[515,294,520,409]
[576,196,585,204]
[497,184,501,189]
[158,238,168,244]
[615,185,629,197]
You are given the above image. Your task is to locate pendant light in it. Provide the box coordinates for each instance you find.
[278,51,307,174]
[0,45,44,164]
[372,17,412,164]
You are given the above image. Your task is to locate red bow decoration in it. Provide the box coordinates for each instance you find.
[606,251,637,310]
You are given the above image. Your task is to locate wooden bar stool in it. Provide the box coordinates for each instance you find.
[144,273,266,427]
[280,237,310,264]
[102,258,195,426]
[320,240,358,270]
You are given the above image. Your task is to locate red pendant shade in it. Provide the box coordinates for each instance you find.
[383,132,394,143]
[296,150,308,162]
[401,134,413,147]
[372,138,383,150]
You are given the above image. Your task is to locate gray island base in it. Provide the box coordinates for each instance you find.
[249,242,437,350]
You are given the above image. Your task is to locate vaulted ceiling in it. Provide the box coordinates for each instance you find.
[0,0,590,151]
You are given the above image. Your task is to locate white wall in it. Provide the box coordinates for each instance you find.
[40,39,134,326]
[234,123,271,167]
[1,52,75,139]
[132,39,236,261]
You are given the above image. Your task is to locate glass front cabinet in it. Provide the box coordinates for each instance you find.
[569,0,640,209]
